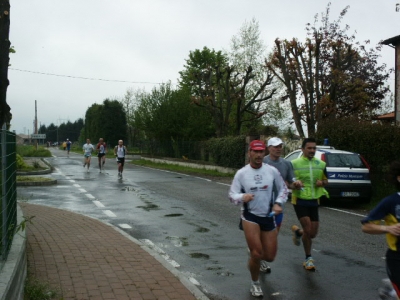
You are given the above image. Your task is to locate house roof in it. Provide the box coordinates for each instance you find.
[382,35,400,46]
[372,111,395,120]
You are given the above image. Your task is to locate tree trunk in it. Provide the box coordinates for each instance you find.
[0,0,10,127]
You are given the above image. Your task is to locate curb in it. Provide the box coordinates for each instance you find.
[0,204,27,300]
[17,158,56,186]
[16,179,57,187]
[141,157,236,174]
[17,158,53,176]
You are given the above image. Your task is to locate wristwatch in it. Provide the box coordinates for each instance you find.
[275,202,282,207]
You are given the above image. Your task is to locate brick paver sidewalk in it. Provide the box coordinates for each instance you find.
[20,203,200,300]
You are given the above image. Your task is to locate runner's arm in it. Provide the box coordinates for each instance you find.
[273,168,289,205]
[228,172,245,206]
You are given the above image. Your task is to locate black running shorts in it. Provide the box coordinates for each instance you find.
[117,157,125,166]
[386,250,400,297]
[240,210,276,231]
[293,204,319,222]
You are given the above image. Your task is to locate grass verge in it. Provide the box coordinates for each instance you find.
[17,145,52,157]
[17,176,53,182]
[24,275,61,300]
[131,159,235,178]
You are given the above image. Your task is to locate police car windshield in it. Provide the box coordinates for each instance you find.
[325,154,365,168]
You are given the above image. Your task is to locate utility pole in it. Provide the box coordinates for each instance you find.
[35,100,38,149]
[35,100,37,134]
[0,0,11,128]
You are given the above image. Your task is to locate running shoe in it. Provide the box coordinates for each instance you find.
[259,260,271,273]
[378,287,398,300]
[291,225,301,246]
[303,257,316,271]
[250,283,263,297]
[379,278,397,300]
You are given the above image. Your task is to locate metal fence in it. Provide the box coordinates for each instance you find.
[0,128,16,266]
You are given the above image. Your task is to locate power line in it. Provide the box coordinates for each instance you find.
[9,68,163,84]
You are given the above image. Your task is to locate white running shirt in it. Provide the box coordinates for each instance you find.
[116,146,126,158]
[83,143,94,156]
[229,163,288,217]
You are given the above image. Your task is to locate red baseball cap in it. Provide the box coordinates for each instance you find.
[249,140,266,151]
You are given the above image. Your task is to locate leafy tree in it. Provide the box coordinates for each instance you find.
[46,123,58,142]
[57,122,68,142]
[39,119,83,144]
[120,88,145,147]
[373,92,394,116]
[227,18,290,133]
[83,99,127,148]
[228,18,266,78]
[179,47,277,137]
[84,103,102,142]
[132,83,215,157]
[267,3,392,137]
[102,99,127,147]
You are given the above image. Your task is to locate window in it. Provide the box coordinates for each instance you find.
[285,151,301,162]
[325,154,366,168]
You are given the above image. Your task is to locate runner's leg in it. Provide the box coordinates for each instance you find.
[243,221,262,281]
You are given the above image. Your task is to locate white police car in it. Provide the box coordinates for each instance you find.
[285,146,372,202]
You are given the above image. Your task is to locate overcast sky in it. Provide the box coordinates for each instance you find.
[8,0,400,135]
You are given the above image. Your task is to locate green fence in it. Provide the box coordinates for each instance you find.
[0,129,16,265]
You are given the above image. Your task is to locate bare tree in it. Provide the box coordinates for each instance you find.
[267,4,391,137]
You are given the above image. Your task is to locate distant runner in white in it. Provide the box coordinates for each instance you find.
[82,139,94,173]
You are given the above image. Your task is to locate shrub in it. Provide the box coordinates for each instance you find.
[17,145,51,157]
[316,117,400,173]
[206,136,246,169]
[17,154,30,169]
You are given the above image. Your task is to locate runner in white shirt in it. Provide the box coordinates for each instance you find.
[229,140,288,298]
[113,140,127,179]
[82,139,94,173]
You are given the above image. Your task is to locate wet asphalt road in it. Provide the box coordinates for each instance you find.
[18,148,388,300]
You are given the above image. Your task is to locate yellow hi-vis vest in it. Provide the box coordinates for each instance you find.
[291,156,329,203]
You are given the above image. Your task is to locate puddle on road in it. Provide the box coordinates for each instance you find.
[206,266,222,271]
[121,186,136,191]
[217,271,234,277]
[189,253,210,259]
[164,213,183,217]
[196,227,210,233]
[171,206,185,210]
[166,236,188,247]
[187,222,210,233]
[137,202,159,211]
